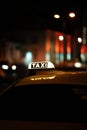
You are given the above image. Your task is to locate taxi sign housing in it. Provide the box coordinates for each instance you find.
[28,61,55,70]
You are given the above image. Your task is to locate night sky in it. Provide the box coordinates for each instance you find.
[0,0,87,43]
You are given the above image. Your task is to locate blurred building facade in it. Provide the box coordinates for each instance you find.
[0,41,22,64]
[20,29,73,66]
[0,29,82,66]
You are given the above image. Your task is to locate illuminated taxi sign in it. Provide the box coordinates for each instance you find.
[28,61,55,69]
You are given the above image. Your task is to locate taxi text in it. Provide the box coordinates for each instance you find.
[31,62,48,69]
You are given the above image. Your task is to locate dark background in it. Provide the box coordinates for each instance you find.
[0,0,87,43]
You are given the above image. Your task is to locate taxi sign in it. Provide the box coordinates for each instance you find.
[28,61,55,69]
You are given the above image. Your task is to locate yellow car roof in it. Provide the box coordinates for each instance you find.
[15,70,87,86]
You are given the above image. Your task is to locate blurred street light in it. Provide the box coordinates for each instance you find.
[58,35,64,41]
[77,37,82,43]
[69,12,76,18]
[53,12,76,61]
[53,14,60,19]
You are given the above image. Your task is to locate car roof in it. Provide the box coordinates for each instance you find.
[14,70,87,86]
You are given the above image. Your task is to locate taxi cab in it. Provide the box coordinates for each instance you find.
[0,61,87,129]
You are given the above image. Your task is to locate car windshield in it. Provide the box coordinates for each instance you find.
[1,83,87,123]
